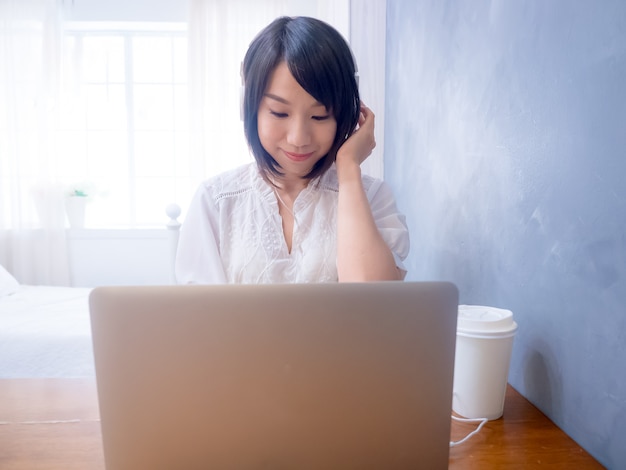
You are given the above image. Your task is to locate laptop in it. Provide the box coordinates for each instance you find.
[89,281,458,469]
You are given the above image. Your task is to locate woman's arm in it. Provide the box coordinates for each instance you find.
[335,105,403,281]
[175,183,227,284]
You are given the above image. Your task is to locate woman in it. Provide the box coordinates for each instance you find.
[176,16,409,284]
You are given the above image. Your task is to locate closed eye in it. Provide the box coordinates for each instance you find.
[269,110,331,121]
[269,110,288,118]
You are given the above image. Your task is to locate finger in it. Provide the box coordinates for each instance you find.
[360,104,374,121]
[360,110,374,132]
[360,103,374,116]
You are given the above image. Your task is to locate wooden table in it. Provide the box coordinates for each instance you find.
[449,387,603,468]
[0,379,602,469]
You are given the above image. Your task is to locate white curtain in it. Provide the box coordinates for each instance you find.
[0,0,71,285]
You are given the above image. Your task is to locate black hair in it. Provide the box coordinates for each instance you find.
[242,16,360,182]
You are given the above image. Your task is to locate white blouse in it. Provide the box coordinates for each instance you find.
[175,163,409,284]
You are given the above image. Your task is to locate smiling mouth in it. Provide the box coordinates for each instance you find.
[284,150,314,162]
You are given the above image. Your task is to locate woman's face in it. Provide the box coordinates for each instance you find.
[257,61,337,180]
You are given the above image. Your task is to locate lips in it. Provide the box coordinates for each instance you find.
[283,150,314,162]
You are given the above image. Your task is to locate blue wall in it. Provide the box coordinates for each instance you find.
[384,1,626,468]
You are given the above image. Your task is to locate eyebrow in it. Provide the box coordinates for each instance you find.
[264,93,290,105]
[264,93,326,108]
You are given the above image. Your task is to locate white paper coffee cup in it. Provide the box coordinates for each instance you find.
[452,305,518,420]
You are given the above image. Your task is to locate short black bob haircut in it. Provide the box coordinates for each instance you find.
[242,16,361,183]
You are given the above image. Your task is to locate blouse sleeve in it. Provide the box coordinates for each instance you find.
[365,179,410,279]
[175,183,227,284]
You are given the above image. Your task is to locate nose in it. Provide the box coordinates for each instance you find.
[286,117,311,148]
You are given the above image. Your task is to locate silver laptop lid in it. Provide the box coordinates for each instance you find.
[90,281,458,469]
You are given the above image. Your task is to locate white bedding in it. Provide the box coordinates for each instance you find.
[0,285,94,378]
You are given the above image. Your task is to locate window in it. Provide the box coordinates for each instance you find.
[58,23,194,227]
[9,0,359,229]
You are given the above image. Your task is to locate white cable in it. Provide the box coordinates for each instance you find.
[449,415,489,447]
[4,414,485,447]
[0,419,100,425]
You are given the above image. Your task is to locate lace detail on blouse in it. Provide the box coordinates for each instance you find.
[175,163,409,284]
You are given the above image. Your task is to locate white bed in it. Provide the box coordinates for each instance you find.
[0,205,181,378]
[0,284,94,378]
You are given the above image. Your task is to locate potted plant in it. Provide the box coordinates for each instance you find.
[65,187,89,228]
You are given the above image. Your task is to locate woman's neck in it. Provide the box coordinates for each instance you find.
[271,175,309,200]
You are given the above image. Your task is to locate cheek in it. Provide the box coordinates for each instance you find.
[257,117,280,149]
[319,122,338,151]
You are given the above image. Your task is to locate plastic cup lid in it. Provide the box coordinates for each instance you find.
[457,305,518,335]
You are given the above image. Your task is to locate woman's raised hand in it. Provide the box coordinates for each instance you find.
[336,104,376,168]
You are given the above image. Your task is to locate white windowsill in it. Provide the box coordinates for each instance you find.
[66,228,169,239]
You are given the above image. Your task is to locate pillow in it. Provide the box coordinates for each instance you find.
[0,264,20,296]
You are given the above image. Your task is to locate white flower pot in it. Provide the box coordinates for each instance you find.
[65,196,86,228]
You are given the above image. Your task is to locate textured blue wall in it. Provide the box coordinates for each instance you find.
[384,1,626,467]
